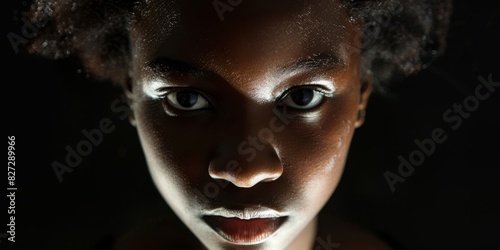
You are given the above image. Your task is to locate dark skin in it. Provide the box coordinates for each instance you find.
[120,0,388,249]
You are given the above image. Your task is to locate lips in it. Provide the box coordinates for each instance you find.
[203,215,287,244]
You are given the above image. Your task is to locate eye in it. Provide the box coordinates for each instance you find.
[279,87,325,109]
[165,89,211,110]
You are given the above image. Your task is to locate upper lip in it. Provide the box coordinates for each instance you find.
[204,206,284,220]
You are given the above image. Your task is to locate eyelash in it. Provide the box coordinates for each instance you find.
[158,88,213,116]
[276,85,333,108]
[158,85,332,114]
[279,85,333,99]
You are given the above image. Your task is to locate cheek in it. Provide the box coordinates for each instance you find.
[132,81,358,214]
[133,99,216,197]
[274,92,357,210]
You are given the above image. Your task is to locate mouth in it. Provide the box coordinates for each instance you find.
[202,207,287,244]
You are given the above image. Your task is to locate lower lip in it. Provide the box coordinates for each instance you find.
[203,216,287,244]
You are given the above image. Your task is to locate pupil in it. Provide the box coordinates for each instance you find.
[176,90,198,108]
[291,89,313,106]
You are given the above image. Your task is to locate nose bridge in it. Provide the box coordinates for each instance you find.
[208,108,284,188]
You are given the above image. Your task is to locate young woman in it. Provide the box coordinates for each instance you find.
[25,0,452,249]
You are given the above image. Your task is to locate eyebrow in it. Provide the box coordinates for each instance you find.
[146,58,219,80]
[277,53,346,74]
[146,52,345,81]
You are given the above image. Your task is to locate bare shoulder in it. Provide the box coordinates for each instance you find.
[313,212,397,250]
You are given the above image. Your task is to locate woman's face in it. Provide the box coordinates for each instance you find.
[128,0,371,248]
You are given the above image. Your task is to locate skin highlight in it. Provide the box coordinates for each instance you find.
[124,0,373,249]
[21,0,454,248]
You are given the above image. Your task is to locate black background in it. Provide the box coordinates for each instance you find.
[3,0,500,249]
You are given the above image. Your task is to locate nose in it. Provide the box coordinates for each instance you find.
[208,140,284,188]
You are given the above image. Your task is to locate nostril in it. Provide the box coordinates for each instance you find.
[207,166,229,180]
[208,143,283,188]
[229,171,282,188]
[262,176,279,183]
[208,161,282,188]
[214,179,230,186]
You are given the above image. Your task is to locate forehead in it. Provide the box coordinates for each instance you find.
[131,0,359,83]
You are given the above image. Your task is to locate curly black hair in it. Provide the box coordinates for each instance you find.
[25,0,452,89]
